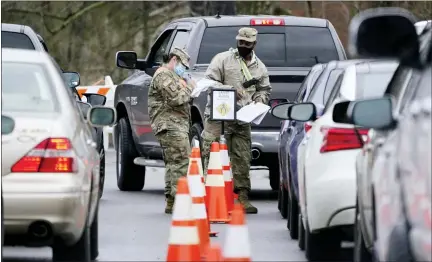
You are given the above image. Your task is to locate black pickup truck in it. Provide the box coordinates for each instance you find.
[113,15,346,192]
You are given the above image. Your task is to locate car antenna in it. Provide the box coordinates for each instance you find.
[215,11,221,19]
[312,56,319,64]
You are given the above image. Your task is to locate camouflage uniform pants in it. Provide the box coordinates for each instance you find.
[201,116,251,193]
[156,130,191,197]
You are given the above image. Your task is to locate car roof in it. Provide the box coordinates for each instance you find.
[2,48,52,64]
[174,15,328,28]
[354,60,399,74]
[1,23,33,33]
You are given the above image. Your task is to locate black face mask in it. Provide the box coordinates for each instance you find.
[237,46,253,58]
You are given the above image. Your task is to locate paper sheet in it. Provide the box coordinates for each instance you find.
[191,79,220,98]
[236,102,270,124]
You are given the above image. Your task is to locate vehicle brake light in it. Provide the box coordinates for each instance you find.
[11,138,77,173]
[250,19,285,26]
[320,127,369,153]
[305,122,313,133]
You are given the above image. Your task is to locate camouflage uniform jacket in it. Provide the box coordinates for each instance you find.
[148,66,193,135]
[204,48,272,117]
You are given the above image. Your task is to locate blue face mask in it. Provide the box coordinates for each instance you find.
[174,63,186,77]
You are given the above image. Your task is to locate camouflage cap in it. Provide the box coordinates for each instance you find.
[235,27,258,42]
[171,47,190,69]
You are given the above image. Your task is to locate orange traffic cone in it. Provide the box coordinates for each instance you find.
[190,147,218,237]
[205,142,230,224]
[166,177,201,261]
[220,141,234,213]
[205,244,223,261]
[190,147,206,196]
[187,160,211,255]
[223,204,252,262]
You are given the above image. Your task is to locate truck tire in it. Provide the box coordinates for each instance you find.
[269,164,279,191]
[190,122,204,166]
[116,117,145,191]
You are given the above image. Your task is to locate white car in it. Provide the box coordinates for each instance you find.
[1,48,116,261]
[274,60,398,261]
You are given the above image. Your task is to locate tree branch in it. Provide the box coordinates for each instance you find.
[48,1,107,37]
[4,8,65,20]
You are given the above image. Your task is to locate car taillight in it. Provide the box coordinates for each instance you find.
[250,18,285,26]
[305,122,312,133]
[320,127,369,153]
[11,138,77,173]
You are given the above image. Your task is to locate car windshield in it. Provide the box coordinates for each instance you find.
[1,31,35,50]
[197,26,339,67]
[2,62,59,113]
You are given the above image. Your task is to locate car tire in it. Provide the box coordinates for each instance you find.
[269,165,279,191]
[52,211,98,262]
[279,186,288,219]
[287,181,298,239]
[90,208,99,260]
[116,117,145,191]
[98,145,105,199]
[305,225,340,261]
[298,212,305,250]
[354,205,372,262]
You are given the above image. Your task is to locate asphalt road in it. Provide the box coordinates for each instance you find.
[3,149,352,261]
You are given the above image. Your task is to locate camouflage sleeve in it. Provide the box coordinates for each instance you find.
[205,53,224,83]
[253,66,272,104]
[154,71,192,106]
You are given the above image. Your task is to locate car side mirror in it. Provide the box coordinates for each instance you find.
[63,71,80,89]
[288,103,317,122]
[349,7,420,68]
[87,106,117,127]
[332,101,354,124]
[82,93,107,106]
[116,51,138,69]
[271,103,293,120]
[350,96,395,130]
[269,98,289,108]
[1,115,15,135]
[77,101,92,120]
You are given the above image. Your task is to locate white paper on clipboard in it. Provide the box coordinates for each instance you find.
[191,79,220,98]
[236,102,270,124]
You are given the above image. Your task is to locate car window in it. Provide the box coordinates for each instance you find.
[322,69,344,103]
[1,31,35,50]
[197,26,339,67]
[153,31,174,65]
[169,30,190,52]
[411,66,432,100]
[385,67,413,100]
[2,62,59,113]
[355,71,395,99]
[304,68,324,100]
[323,73,344,111]
[294,72,310,102]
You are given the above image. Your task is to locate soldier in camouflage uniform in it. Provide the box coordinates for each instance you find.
[201,28,272,214]
[148,47,195,214]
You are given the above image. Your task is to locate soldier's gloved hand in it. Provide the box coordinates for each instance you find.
[183,73,196,89]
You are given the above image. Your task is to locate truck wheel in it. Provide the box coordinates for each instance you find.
[269,165,279,191]
[190,122,204,166]
[116,117,145,191]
